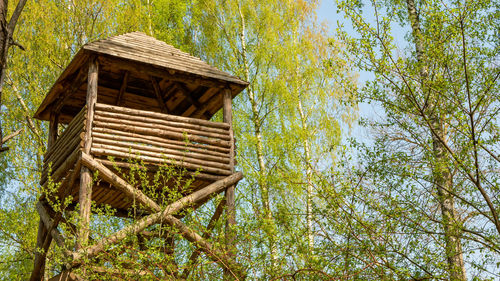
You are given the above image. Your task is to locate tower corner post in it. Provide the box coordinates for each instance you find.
[223,87,237,278]
[77,56,98,250]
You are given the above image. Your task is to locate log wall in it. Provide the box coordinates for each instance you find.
[41,107,86,186]
[91,103,232,177]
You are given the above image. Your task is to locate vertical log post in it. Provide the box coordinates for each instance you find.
[31,112,59,281]
[223,88,236,279]
[77,57,98,249]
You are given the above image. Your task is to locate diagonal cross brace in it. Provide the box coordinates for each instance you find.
[75,153,245,279]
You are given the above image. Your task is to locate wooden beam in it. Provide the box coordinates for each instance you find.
[80,153,160,212]
[150,76,169,114]
[162,214,246,280]
[98,55,231,89]
[30,220,51,281]
[40,147,80,187]
[223,88,236,273]
[115,71,129,106]
[48,112,59,148]
[35,201,68,251]
[95,102,230,129]
[77,57,98,249]
[70,166,243,267]
[53,65,88,114]
[180,198,226,279]
[176,82,211,119]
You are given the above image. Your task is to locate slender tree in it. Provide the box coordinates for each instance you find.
[336,0,499,279]
[0,0,27,153]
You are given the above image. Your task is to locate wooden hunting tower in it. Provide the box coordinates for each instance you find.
[30,32,248,280]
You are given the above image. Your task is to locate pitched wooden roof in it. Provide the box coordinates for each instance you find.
[34,32,248,122]
[84,32,246,85]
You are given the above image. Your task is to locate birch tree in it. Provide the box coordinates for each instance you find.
[0,0,27,153]
[336,0,499,279]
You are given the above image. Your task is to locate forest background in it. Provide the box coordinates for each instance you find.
[0,0,498,280]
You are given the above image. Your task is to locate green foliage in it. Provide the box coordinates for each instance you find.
[1,0,496,280]
[335,0,499,279]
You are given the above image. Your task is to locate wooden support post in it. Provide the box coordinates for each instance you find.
[177,82,211,119]
[223,87,237,276]
[30,221,50,281]
[150,76,169,114]
[77,56,98,249]
[162,214,245,280]
[48,112,59,148]
[115,71,129,106]
[36,201,69,252]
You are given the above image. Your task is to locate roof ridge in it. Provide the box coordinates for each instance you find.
[83,32,244,82]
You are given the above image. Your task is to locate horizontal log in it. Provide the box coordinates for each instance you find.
[94,114,230,142]
[92,131,230,162]
[41,148,81,186]
[92,140,230,169]
[98,159,225,182]
[95,103,229,130]
[93,127,230,155]
[42,142,80,185]
[44,110,85,162]
[93,120,231,148]
[90,147,232,176]
[95,109,230,139]
[43,131,82,172]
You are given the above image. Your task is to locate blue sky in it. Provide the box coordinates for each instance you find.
[315,0,412,141]
[316,0,379,141]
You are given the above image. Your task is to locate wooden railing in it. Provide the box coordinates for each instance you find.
[41,107,86,186]
[91,103,233,178]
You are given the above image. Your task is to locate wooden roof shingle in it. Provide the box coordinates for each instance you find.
[34,32,248,121]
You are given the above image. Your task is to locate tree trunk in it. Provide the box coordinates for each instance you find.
[297,98,314,252]
[237,1,277,268]
[0,0,9,151]
[0,0,28,152]
[405,0,466,280]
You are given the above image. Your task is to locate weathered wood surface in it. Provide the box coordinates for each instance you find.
[92,127,229,155]
[34,32,248,122]
[92,103,232,176]
[30,220,51,281]
[97,159,225,182]
[77,57,98,249]
[92,132,229,161]
[70,169,244,273]
[36,201,67,250]
[43,107,85,163]
[95,103,229,129]
[85,32,246,85]
[41,107,86,185]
